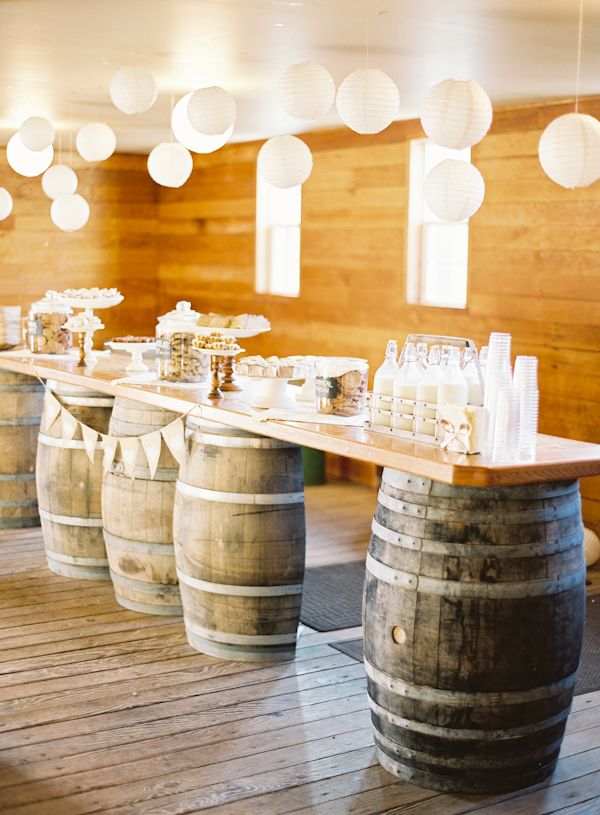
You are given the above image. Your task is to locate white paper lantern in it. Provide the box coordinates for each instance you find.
[421,79,492,150]
[147,142,193,188]
[110,66,158,115]
[76,123,117,162]
[50,194,90,232]
[42,165,78,199]
[19,116,55,151]
[336,68,399,134]
[187,86,236,136]
[585,527,600,567]
[278,61,335,120]
[171,93,233,153]
[424,159,485,221]
[538,113,600,189]
[6,134,53,177]
[258,135,313,188]
[0,188,13,220]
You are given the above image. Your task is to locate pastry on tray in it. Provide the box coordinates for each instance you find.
[110,336,155,343]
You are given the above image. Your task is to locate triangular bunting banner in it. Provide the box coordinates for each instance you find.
[81,424,99,465]
[141,431,162,480]
[120,437,139,480]
[61,407,78,441]
[101,435,119,474]
[161,419,186,466]
[43,392,62,432]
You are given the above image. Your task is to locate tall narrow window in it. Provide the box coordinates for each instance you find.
[255,172,301,297]
[406,139,470,309]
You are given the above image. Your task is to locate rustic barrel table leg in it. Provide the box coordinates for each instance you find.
[0,370,44,528]
[173,416,306,662]
[102,397,183,615]
[37,382,114,580]
[364,467,586,794]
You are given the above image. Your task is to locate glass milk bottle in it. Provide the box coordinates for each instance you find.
[462,348,484,406]
[416,345,443,436]
[416,342,428,373]
[438,346,469,406]
[393,343,421,432]
[372,340,398,426]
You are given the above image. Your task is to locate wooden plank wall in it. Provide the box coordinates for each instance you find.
[0,151,158,340]
[157,97,600,526]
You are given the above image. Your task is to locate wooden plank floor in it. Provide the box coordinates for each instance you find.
[0,482,599,815]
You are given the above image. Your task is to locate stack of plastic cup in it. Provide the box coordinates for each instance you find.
[479,346,489,383]
[483,332,512,455]
[513,355,539,461]
[491,384,520,462]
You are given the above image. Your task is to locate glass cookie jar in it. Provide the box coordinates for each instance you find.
[155,301,209,383]
[315,357,369,416]
[27,297,72,355]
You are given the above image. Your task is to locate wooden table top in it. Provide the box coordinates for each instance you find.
[2,351,600,488]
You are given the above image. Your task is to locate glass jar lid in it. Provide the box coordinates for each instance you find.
[29,291,72,315]
[316,357,369,378]
[156,301,201,333]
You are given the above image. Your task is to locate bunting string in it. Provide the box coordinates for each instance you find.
[35,370,195,480]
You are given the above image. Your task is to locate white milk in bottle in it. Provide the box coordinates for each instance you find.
[438,346,469,405]
[416,345,443,435]
[372,339,398,426]
[393,343,421,432]
[462,348,484,406]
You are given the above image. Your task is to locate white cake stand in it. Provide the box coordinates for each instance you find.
[106,340,156,372]
[57,293,124,363]
[239,376,296,410]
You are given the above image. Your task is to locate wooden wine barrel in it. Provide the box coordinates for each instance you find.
[174,416,306,662]
[36,382,113,580]
[0,370,44,528]
[102,397,182,615]
[364,468,586,794]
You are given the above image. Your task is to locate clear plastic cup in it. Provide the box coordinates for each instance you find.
[492,385,520,463]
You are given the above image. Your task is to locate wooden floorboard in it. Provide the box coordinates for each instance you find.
[0,482,598,815]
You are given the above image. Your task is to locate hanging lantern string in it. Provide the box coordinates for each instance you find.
[574,0,584,113]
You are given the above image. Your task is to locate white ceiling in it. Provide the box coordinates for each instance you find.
[1,0,598,154]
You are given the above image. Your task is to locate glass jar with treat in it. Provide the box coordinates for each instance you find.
[315,357,369,416]
[27,295,72,355]
[155,301,209,383]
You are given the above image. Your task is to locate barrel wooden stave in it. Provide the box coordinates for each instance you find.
[364,468,585,793]
[37,382,112,580]
[174,418,306,662]
[0,371,43,528]
[102,397,182,615]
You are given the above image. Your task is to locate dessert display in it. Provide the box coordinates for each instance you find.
[315,358,369,417]
[109,335,155,344]
[156,301,209,384]
[196,313,271,333]
[65,312,104,334]
[192,333,242,353]
[64,313,105,367]
[53,287,124,309]
[191,333,245,400]
[159,333,208,383]
[58,287,121,299]
[106,336,157,373]
[236,355,298,378]
[27,295,72,355]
